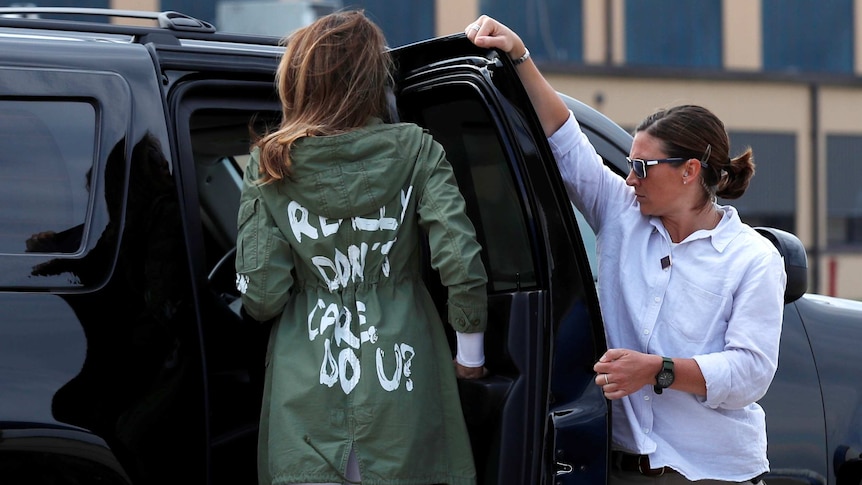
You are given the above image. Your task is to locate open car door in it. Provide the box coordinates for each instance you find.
[390,34,610,485]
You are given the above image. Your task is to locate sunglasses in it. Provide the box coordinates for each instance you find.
[625,157,686,179]
[626,145,712,179]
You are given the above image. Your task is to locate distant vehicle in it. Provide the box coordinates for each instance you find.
[0,7,859,485]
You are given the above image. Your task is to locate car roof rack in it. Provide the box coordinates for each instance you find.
[0,6,215,33]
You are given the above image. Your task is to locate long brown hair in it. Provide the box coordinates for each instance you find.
[254,10,394,184]
[636,104,755,206]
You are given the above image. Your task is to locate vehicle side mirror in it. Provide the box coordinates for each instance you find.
[755,227,808,304]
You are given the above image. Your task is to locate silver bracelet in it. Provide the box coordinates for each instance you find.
[512,47,530,66]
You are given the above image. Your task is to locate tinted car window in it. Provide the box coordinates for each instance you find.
[0,100,95,255]
[573,206,597,280]
[400,86,537,293]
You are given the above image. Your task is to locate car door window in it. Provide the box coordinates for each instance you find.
[573,206,598,280]
[0,100,94,256]
[398,84,537,293]
[0,67,132,290]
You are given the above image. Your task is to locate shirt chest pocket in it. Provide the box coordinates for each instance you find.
[665,280,728,344]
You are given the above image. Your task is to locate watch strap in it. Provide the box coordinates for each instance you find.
[653,356,674,394]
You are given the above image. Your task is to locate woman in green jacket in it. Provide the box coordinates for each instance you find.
[235,10,489,485]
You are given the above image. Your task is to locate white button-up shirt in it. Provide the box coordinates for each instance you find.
[549,112,786,481]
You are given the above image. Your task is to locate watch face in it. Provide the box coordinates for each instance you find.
[657,370,674,387]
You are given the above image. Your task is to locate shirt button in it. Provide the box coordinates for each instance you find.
[654,297,661,303]
[643,428,650,434]
[644,395,650,401]
[643,329,650,335]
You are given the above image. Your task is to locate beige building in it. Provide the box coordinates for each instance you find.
[106,0,862,300]
[438,0,862,300]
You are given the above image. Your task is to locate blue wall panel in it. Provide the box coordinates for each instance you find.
[344,0,435,47]
[480,0,583,62]
[763,0,853,74]
[625,0,721,68]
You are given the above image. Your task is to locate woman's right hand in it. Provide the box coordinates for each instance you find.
[464,15,569,136]
[464,15,527,61]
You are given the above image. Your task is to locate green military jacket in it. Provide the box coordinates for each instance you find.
[235,118,488,485]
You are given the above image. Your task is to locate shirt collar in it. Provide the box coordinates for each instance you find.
[709,205,746,252]
[650,205,743,252]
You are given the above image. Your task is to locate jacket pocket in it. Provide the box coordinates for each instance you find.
[236,198,261,272]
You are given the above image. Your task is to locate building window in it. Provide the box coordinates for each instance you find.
[718,131,796,234]
[624,0,721,69]
[826,135,862,246]
[481,0,583,62]
[763,0,853,74]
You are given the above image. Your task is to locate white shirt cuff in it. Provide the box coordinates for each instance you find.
[455,331,485,367]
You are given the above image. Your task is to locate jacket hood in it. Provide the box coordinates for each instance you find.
[263,118,428,220]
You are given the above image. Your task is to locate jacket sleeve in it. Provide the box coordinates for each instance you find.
[235,152,294,322]
[415,133,488,334]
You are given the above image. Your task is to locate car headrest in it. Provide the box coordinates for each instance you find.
[755,227,808,304]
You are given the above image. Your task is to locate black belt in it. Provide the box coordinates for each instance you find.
[612,451,677,477]
[612,451,766,483]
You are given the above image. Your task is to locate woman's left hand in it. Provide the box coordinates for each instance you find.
[454,360,489,379]
[593,349,661,399]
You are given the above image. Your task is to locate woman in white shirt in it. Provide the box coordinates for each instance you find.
[466,15,786,485]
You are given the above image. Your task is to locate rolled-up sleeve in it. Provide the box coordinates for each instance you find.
[695,249,786,409]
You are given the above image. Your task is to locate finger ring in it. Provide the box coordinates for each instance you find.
[604,374,610,385]
[470,24,480,32]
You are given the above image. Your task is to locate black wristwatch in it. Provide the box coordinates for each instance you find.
[654,356,674,394]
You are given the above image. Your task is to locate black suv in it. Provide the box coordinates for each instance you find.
[0,8,859,485]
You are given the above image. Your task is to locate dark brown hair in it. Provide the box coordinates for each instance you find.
[635,104,755,205]
[254,9,394,184]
